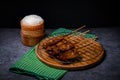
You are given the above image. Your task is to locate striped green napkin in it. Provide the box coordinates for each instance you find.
[9,28,97,80]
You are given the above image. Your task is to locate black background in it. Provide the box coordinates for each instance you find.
[0,0,119,28]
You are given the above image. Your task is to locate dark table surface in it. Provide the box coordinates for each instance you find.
[0,27,120,80]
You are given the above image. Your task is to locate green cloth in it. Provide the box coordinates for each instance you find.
[9,28,97,80]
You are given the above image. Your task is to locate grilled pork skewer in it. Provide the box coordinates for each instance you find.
[41,36,64,48]
[46,45,60,55]
[41,25,86,48]
[57,49,78,60]
[56,39,74,51]
[40,25,94,64]
[46,41,74,56]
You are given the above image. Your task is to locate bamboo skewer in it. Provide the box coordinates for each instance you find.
[82,30,90,34]
[63,25,86,36]
[65,25,86,37]
[71,25,86,33]
[79,30,90,36]
[66,30,90,39]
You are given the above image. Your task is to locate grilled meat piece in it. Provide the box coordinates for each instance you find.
[59,43,74,51]
[41,36,64,48]
[57,49,79,61]
[41,35,83,63]
[56,39,74,51]
[46,45,60,56]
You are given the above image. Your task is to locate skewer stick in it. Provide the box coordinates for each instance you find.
[82,30,90,34]
[76,30,90,36]
[65,25,87,38]
[71,25,86,33]
[66,25,86,36]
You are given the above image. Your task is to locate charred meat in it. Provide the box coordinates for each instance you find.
[41,35,82,64]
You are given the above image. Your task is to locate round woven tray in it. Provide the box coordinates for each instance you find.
[35,36,104,70]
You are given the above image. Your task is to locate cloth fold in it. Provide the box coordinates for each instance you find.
[9,28,97,80]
